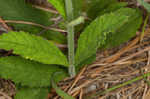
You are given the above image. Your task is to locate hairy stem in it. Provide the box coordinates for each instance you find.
[65,0,76,77]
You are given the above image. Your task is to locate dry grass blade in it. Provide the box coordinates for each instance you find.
[4,20,66,33]
[115,46,150,63]
[33,5,58,14]
[143,88,150,99]
[68,67,86,93]
[79,89,83,99]
[104,36,140,63]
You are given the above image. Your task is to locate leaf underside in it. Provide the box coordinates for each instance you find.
[0,56,67,87]
[0,31,68,66]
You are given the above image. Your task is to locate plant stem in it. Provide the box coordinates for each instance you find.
[65,0,76,77]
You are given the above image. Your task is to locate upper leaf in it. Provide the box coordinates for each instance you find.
[0,31,68,66]
[81,0,127,34]
[0,0,66,44]
[15,87,48,99]
[48,0,66,18]
[101,8,142,49]
[75,10,129,68]
[0,56,68,87]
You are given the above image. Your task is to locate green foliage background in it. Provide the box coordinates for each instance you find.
[0,0,143,99]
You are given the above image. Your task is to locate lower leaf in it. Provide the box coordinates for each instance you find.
[15,87,48,99]
[0,31,69,66]
[101,8,142,49]
[0,56,68,87]
[51,72,75,99]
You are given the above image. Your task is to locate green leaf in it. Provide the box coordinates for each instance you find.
[0,31,68,66]
[0,56,68,87]
[0,0,51,25]
[15,87,48,99]
[48,0,66,18]
[75,10,129,68]
[52,72,75,99]
[82,0,127,33]
[0,0,66,44]
[137,0,150,12]
[101,8,143,49]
